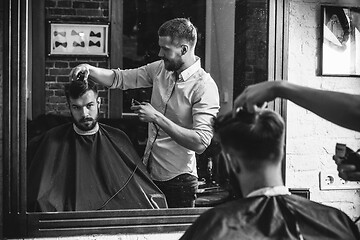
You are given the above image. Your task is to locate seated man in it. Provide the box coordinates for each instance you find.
[27,79,167,212]
[180,108,360,239]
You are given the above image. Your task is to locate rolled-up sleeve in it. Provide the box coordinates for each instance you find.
[192,77,220,148]
[110,61,163,90]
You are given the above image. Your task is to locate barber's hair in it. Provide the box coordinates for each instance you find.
[65,79,98,102]
[158,18,197,47]
[213,109,285,169]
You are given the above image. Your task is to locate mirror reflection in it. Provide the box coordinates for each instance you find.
[27,0,268,212]
[322,6,360,75]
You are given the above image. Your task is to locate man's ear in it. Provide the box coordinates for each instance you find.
[181,45,188,55]
[97,97,101,107]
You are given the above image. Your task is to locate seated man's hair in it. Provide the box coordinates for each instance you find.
[213,108,285,170]
[65,79,98,102]
[158,18,197,47]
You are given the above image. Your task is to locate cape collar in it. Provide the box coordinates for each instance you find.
[246,186,291,198]
[73,122,99,135]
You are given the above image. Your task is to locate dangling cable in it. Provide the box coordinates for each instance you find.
[96,165,139,210]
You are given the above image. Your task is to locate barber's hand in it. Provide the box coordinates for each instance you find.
[233,81,279,115]
[333,155,360,181]
[131,102,159,123]
[69,64,91,81]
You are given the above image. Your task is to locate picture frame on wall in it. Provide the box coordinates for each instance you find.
[321,6,360,76]
[49,22,109,56]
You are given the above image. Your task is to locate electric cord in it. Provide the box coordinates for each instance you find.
[96,164,139,210]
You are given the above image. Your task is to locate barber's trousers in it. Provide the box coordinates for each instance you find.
[154,173,198,208]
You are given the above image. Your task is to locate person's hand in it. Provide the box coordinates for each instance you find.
[130,102,159,123]
[69,64,91,81]
[333,155,360,181]
[233,81,280,115]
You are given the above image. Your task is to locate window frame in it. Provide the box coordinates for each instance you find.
[25,208,207,237]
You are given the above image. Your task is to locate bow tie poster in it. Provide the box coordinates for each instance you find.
[49,22,109,56]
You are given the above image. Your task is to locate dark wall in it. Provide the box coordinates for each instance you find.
[234,0,268,98]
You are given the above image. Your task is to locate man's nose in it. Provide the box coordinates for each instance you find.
[81,107,90,117]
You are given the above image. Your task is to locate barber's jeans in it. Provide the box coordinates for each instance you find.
[154,174,198,208]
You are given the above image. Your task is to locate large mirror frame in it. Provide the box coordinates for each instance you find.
[2,0,288,238]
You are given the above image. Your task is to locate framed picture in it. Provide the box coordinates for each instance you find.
[49,22,109,56]
[321,6,360,76]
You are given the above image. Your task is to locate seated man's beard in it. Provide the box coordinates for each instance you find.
[72,113,98,131]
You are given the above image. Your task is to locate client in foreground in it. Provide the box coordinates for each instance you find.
[27,79,167,212]
[180,107,360,239]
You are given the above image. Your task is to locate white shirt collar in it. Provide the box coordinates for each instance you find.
[246,186,291,198]
[73,122,99,135]
[178,57,201,82]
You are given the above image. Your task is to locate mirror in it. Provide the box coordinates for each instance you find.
[321,5,360,76]
[27,0,269,212]
[2,0,275,238]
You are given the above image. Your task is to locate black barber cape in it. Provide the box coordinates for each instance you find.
[180,194,360,240]
[27,123,167,212]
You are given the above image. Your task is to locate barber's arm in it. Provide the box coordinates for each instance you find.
[69,63,115,87]
[70,62,157,89]
[234,81,360,132]
[131,102,207,153]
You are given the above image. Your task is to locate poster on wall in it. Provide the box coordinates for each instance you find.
[49,22,109,56]
[321,6,360,76]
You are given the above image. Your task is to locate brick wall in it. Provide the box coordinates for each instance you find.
[234,0,268,98]
[286,0,360,226]
[45,0,110,117]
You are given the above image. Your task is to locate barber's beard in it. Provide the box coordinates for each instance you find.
[71,111,99,131]
[163,57,184,72]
